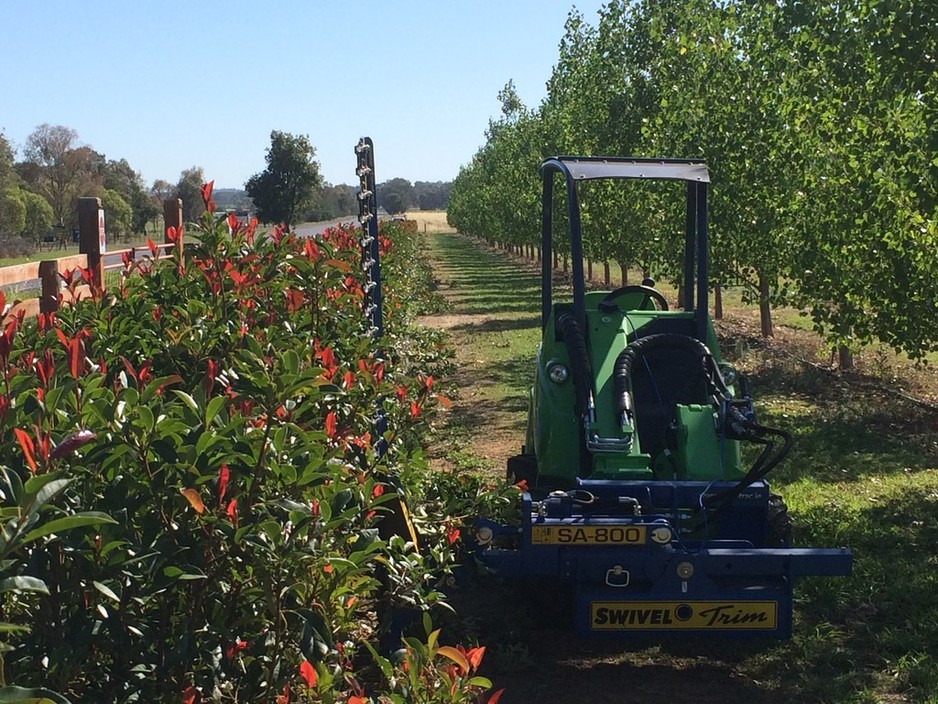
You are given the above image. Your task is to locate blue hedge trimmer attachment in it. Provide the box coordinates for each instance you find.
[470,157,851,637]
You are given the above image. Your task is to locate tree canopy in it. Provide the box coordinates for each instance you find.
[448,0,938,360]
[175,166,207,224]
[245,131,323,227]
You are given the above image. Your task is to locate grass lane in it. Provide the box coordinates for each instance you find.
[423,230,938,704]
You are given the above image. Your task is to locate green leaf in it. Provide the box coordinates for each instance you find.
[0,576,48,595]
[205,395,228,427]
[162,566,206,581]
[141,374,183,402]
[92,581,120,603]
[0,624,31,634]
[21,512,117,545]
[25,479,73,515]
[0,685,73,703]
[171,390,200,415]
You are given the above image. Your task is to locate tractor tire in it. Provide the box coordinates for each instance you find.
[507,453,538,487]
[767,493,793,547]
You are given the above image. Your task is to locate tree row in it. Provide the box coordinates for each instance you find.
[448,0,937,360]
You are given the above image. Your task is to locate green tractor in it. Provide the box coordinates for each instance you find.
[472,156,851,636]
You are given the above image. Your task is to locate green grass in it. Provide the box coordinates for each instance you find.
[425,231,938,704]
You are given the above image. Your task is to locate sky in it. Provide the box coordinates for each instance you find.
[1,0,608,190]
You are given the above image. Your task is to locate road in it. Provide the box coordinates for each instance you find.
[294,218,360,239]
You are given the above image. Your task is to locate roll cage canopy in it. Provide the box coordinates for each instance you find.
[540,156,711,343]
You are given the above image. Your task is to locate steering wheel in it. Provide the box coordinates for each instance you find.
[598,285,669,312]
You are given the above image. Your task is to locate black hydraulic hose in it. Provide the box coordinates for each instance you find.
[613,333,723,422]
[702,422,794,510]
[558,312,593,418]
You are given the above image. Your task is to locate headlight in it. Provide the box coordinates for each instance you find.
[546,361,569,384]
[720,364,738,386]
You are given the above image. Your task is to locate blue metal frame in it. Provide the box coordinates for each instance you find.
[475,480,851,637]
[356,137,383,339]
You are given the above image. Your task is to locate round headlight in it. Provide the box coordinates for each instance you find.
[720,364,738,386]
[547,362,569,384]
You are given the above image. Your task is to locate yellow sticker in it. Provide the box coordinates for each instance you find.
[530,525,647,546]
[590,600,778,630]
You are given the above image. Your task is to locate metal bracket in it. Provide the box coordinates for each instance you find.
[605,565,630,587]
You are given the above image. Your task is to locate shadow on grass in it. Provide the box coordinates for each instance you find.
[449,316,543,335]
[743,360,938,485]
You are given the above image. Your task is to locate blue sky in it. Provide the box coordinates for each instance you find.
[1,1,607,189]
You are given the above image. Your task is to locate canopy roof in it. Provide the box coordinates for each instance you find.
[546,156,710,183]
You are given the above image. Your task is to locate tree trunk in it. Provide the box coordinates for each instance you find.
[536,247,541,264]
[604,262,611,287]
[587,258,593,282]
[553,250,559,270]
[838,345,854,370]
[563,255,568,274]
[714,282,723,320]
[619,263,629,286]
[758,274,774,337]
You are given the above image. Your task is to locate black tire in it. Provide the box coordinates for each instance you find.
[507,453,538,487]
[767,493,793,547]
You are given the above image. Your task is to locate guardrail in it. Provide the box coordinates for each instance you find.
[0,197,183,324]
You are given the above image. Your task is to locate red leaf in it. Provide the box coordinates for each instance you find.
[318,347,336,371]
[50,429,96,459]
[180,488,205,514]
[487,689,505,704]
[200,181,215,207]
[146,238,158,258]
[303,238,319,260]
[13,428,37,473]
[325,411,337,439]
[226,213,239,234]
[409,401,421,420]
[342,370,355,390]
[466,645,486,671]
[54,328,69,349]
[224,639,248,660]
[181,685,199,704]
[218,465,230,503]
[226,498,238,525]
[298,660,317,687]
[447,526,460,545]
[276,684,290,704]
[68,337,84,379]
[348,696,367,704]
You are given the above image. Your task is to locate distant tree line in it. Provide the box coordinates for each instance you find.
[244,130,453,225]
[1,124,453,253]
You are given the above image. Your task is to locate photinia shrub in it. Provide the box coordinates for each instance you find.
[0,190,484,703]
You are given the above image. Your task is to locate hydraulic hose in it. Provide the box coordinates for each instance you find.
[558,312,593,418]
[612,333,727,423]
[702,421,794,510]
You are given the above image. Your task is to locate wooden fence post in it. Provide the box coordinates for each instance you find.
[38,261,59,314]
[163,198,183,247]
[78,197,104,290]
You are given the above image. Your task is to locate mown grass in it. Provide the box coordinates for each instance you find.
[425,230,938,704]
